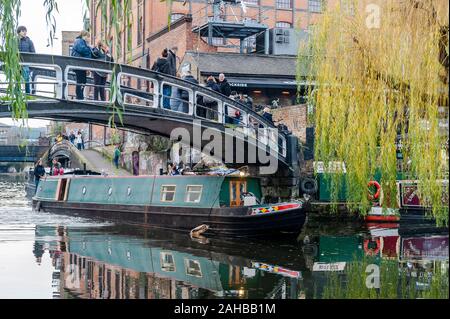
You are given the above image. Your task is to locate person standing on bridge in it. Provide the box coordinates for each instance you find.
[17,26,36,94]
[75,130,83,150]
[151,47,178,109]
[33,160,45,193]
[92,41,114,101]
[71,31,93,100]
[218,73,232,97]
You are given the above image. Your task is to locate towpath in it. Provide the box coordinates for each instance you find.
[80,149,131,176]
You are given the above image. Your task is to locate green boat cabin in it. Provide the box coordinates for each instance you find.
[35,176,263,209]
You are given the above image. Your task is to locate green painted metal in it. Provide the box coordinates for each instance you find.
[318,236,365,263]
[150,176,225,208]
[35,179,58,200]
[67,177,154,205]
[35,175,252,209]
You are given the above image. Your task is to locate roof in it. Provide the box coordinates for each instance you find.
[183,51,311,78]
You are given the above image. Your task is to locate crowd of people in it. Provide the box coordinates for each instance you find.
[54,130,86,150]
[19,26,275,122]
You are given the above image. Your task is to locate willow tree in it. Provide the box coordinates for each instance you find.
[300,0,449,225]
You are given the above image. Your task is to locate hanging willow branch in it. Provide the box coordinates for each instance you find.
[1,0,173,131]
[301,0,449,225]
[0,0,28,123]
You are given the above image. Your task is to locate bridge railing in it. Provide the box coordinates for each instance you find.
[1,53,288,159]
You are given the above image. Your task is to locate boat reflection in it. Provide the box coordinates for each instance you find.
[302,222,448,298]
[34,225,307,299]
[32,222,448,299]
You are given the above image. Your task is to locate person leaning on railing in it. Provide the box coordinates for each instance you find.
[71,30,93,100]
[92,41,114,101]
[17,26,36,94]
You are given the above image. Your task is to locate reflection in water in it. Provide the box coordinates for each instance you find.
[35,226,306,299]
[31,223,448,299]
[0,176,448,299]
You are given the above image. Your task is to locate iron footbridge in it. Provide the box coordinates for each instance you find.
[0,53,300,176]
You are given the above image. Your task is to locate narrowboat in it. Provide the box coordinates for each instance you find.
[32,175,308,237]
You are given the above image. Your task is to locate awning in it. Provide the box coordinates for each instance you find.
[226,77,308,89]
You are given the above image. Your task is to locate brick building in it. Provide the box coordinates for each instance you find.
[88,0,329,66]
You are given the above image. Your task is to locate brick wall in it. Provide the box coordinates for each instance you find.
[272,104,308,143]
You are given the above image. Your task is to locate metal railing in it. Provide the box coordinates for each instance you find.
[0,53,288,159]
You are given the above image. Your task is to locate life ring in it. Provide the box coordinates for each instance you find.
[364,238,381,256]
[368,181,381,201]
[301,178,318,195]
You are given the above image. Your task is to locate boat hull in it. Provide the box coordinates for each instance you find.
[32,199,308,237]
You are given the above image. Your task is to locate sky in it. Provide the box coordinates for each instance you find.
[0,0,85,128]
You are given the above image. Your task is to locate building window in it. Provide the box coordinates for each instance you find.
[161,185,176,202]
[137,3,143,46]
[276,0,292,9]
[309,0,324,13]
[170,13,185,22]
[341,0,355,16]
[185,186,203,203]
[245,0,259,5]
[276,21,292,28]
[243,35,256,53]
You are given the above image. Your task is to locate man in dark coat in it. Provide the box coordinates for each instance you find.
[71,30,92,100]
[17,26,35,94]
[34,160,46,193]
[262,107,274,125]
[151,49,171,74]
[152,48,178,108]
[91,41,114,101]
[218,73,232,97]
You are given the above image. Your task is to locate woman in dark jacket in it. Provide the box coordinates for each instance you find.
[34,160,46,193]
[71,30,92,100]
[92,41,114,101]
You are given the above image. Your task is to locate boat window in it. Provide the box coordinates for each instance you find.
[185,185,203,203]
[161,185,176,202]
[160,252,176,272]
[184,259,202,278]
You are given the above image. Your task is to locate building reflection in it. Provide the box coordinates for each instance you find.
[33,223,448,299]
[34,226,305,299]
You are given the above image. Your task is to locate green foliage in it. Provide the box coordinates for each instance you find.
[301,0,449,225]
[0,0,28,124]
[321,257,449,299]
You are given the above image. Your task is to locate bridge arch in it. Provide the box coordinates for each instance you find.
[0,53,300,175]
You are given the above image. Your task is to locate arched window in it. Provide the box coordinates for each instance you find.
[170,13,185,22]
[276,21,292,28]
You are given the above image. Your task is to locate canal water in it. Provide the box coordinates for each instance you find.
[0,175,448,299]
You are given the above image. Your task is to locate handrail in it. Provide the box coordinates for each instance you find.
[1,53,289,160]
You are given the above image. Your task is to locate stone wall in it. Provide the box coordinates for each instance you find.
[271,104,315,175]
